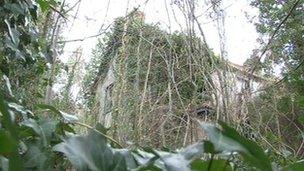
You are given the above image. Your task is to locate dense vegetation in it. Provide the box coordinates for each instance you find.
[83,13,219,148]
[0,0,303,170]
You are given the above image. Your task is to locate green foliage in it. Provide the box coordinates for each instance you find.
[0,0,303,170]
[0,0,43,62]
[282,161,304,171]
[1,83,304,170]
[247,0,304,162]
[251,0,304,98]
[53,124,128,171]
[0,90,78,170]
[250,0,304,94]
[201,121,272,170]
[190,159,233,171]
[0,1,71,169]
[37,0,58,13]
[84,13,217,147]
[0,0,52,109]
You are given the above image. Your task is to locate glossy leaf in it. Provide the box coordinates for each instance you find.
[162,153,190,171]
[23,145,47,170]
[132,149,161,170]
[60,111,79,123]
[0,93,23,170]
[36,104,61,115]
[200,121,272,171]
[36,104,79,123]
[180,142,204,160]
[53,129,127,171]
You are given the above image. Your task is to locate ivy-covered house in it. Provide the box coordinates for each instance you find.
[86,11,270,147]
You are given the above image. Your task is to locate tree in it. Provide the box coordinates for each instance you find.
[248,0,304,159]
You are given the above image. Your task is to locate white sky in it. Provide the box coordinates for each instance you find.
[61,0,259,65]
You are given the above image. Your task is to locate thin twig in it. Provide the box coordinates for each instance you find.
[49,5,68,20]
[57,24,111,43]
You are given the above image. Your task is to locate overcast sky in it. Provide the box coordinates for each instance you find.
[61,0,259,65]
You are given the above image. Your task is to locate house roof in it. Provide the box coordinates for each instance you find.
[225,61,270,83]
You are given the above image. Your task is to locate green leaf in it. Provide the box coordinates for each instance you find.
[0,130,16,155]
[297,96,304,108]
[39,119,58,145]
[36,104,79,123]
[4,3,25,15]
[162,154,190,171]
[21,119,42,136]
[200,123,248,153]
[298,115,304,125]
[18,125,39,139]
[200,121,272,171]
[113,149,137,170]
[21,119,47,146]
[36,104,61,115]
[37,0,58,13]
[23,145,47,170]
[37,0,49,12]
[56,122,75,135]
[60,111,79,123]
[132,149,161,170]
[53,129,127,171]
[180,142,204,160]
[4,19,20,46]
[8,102,33,118]
[190,159,233,171]
[0,93,23,170]
[2,75,13,97]
[202,141,215,154]
[159,142,209,171]
[282,160,304,171]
